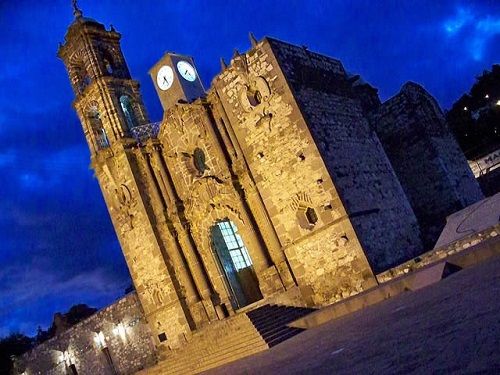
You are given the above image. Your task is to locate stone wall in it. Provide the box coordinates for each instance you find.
[157,100,284,309]
[266,38,423,273]
[16,293,157,375]
[377,224,500,283]
[93,147,196,348]
[213,38,378,306]
[371,82,484,249]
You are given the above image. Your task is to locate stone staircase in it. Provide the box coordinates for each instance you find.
[246,304,315,347]
[139,304,314,375]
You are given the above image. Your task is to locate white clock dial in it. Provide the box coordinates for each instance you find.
[157,65,174,90]
[177,61,197,82]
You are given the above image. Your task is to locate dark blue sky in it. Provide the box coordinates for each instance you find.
[0,0,498,337]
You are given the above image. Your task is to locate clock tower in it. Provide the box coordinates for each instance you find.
[149,52,206,111]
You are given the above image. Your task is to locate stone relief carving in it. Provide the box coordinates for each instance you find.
[100,161,138,234]
[185,176,244,225]
[232,53,275,130]
[289,191,314,211]
[237,76,273,130]
[145,280,166,306]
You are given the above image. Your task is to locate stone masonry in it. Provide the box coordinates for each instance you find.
[371,82,484,248]
[264,39,423,272]
[50,5,484,371]
[16,293,156,375]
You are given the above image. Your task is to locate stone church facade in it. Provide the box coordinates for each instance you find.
[56,6,483,354]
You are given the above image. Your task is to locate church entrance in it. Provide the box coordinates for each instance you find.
[210,219,262,310]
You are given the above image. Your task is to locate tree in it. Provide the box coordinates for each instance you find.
[34,304,97,345]
[446,65,500,159]
[0,333,33,375]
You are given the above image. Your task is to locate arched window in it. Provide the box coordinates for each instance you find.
[100,48,116,76]
[72,65,92,93]
[120,95,138,129]
[103,58,113,74]
[88,104,109,149]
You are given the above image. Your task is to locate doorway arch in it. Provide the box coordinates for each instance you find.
[210,219,262,310]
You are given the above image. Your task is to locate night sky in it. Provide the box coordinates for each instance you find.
[0,0,499,337]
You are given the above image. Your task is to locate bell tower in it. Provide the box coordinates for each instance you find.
[58,2,215,349]
[58,2,149,154]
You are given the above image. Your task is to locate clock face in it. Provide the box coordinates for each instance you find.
[177,61,197,82]
[157,65,174,90]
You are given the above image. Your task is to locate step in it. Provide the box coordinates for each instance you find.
[142,304,314,375]
[162,331,266,372]
[259,325,296,342]
[247,306,314,325]
[250,311,310,332]
[196,343,269,374]
[165,337,268,374]
[267,327,304,347]
[194,334,264,360]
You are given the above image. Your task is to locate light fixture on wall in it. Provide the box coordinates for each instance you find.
[58,350,74,366]
[62,351,72,365]
[94,331,107,349]
[94,330,118,375]
[112,322,127,342]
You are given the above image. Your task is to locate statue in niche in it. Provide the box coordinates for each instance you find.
[146,282,165,306]
[106,180,136,233]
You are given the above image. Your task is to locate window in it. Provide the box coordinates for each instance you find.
[120,95,138,129]
[217,220,252,271]
[73,65,91,93]
[193,147,206,175]
[158,332,167,342]
[88,105,109,149]
[296,205,319,229]
[247,89,262,107]
[103,58,113,74]
[305,207,318,225]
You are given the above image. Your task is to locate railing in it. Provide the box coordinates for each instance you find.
[130,121,161,145]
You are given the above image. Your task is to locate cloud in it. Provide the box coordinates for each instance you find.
[0,261,130,336]
[444,7,474,34]
[0,266,122,309]
[443,6,500,61]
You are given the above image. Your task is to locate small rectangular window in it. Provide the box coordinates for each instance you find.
[158,332,167,342]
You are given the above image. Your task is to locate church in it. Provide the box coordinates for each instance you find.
[58,2,484,351]
[16,4,484,374]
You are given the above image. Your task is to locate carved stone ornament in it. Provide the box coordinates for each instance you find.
[101,162,137,234]
[185,176,244,224]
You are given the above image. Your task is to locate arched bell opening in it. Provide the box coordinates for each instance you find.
[119,95,138,129]
[210,219,262,310]
[87,104,109,150]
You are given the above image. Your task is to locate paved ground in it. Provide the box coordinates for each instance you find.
[206,256,500,374]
